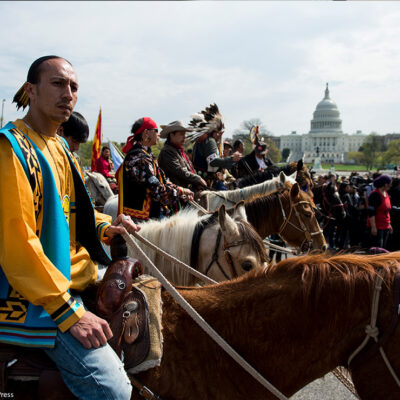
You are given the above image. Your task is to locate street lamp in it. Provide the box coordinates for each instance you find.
[0,99,5,129]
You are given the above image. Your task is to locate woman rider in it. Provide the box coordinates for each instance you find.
[117,117,194,222]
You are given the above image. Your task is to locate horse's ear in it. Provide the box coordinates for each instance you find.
[218,204,227,231]
[297,159,303,171]
[218,204,236,238]
[290,182,300,199]
[279,171,285,184]
[233,201,247,221]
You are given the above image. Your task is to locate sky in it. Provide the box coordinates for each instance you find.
[1,1,399,143]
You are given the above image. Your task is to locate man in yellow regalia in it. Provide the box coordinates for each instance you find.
[0,55,139,399]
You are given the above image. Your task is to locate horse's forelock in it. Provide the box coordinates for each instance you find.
[236,218,267,263]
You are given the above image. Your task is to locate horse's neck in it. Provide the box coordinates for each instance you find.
[244,192,283,238]
[157,271,373,398]
[134,214,198,284]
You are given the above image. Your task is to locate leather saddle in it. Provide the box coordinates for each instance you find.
[96,235,150,370]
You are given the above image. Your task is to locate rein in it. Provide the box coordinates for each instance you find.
[348,269,400,387]
[276,191,324,252]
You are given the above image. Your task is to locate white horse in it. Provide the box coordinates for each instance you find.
[126,203,267,286]
[85,171,114,207]
[200,171,297,211]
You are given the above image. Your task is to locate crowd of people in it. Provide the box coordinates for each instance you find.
[312,171,400,252]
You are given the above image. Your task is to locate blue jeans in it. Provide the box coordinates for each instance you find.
[44,330,132,400]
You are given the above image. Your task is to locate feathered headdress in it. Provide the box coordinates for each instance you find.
[187,103,224,142]
[13,83,30,110]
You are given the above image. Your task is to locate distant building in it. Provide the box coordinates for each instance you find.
[279,84,366,163]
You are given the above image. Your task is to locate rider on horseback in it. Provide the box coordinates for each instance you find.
[189,103,242,189]
[0,56,140,400]
[158,120,207,191]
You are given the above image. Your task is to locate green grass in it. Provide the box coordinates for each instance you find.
[311,164,374,171]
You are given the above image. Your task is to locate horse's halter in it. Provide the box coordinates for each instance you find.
[277,191,324,253]
[348,270,400,388]
[204,229,248,280]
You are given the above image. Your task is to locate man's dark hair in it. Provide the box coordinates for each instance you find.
[27,55,72,84]
[131,118,145,142]
[101,146,110,153]
[61,112,89,143]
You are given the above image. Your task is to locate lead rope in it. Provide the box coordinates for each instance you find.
[188,199,208,215]
[122,229,289,400]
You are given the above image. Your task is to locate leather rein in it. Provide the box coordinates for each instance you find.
[348,269,400,388]
[277,191,324,253]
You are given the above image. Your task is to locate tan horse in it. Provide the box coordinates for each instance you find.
[128,251,400,400]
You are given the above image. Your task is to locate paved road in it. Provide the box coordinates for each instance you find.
[291,372,358,400]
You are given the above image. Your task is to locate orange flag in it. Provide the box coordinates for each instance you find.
[91,108,102,171]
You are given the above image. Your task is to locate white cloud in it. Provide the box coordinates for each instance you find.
[1,1,399,141]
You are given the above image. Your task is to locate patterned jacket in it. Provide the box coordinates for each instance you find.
[117,143,183,221]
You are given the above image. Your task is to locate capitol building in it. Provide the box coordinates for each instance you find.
[279,84,366,164]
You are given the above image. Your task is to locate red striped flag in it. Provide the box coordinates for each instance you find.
[91,108,102,171]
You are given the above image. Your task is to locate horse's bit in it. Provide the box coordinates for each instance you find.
[277,192,324,252]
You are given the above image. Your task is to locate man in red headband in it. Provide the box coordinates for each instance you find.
[117,117,194,221]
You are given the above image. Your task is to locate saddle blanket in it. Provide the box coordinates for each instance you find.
[128,275,163,374]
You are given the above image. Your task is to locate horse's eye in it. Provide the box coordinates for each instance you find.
[241,261,254,272]
[304,211,312,218]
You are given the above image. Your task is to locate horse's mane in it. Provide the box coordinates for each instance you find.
[267,251,400,305]
[201,175,290,211]
[234,218,268,263]
[242,188,287,233]
[133,208,210,284]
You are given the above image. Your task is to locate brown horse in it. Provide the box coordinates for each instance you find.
[131,251,400,400]
[242,183,326,252]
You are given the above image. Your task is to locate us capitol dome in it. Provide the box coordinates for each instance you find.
[279,83,365,164]
[310,83,342,134]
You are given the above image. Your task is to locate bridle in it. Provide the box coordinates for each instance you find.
[348,269,400,388]
[277,190,324,253]
[191,214,249,280]
[204,228,248,280]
